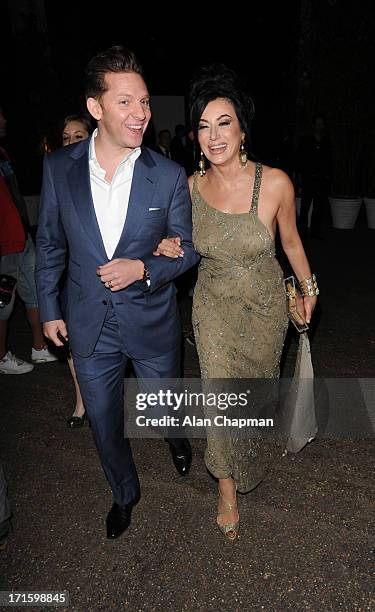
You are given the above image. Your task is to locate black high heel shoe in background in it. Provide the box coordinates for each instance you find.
[66,411,86,429]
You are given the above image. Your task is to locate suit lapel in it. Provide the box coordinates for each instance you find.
[112,148,158,257]
[67,146,108,262]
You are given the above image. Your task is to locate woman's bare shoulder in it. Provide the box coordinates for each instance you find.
[261,165,294,195]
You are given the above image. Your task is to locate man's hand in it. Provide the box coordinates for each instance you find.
[153,236,184,258]
[43,320,68,347]
[97,258,144,291]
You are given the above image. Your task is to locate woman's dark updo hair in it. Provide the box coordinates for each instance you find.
[189,64,254,150]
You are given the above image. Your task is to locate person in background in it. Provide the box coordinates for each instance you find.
[154,129,171,158]
[61,114,92,427]
[62,114,92,147]
[170,124,187,167]
[296,114,332,239]
[0,105,57,374]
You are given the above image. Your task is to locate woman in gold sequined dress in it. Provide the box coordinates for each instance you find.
[155,65,317,539]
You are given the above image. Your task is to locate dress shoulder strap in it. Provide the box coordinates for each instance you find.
[192,171,199,200]
[250,162,263,214]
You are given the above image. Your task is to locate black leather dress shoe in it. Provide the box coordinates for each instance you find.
[66,414,85,428]
[106,501,137,539]
[168,439,192,476]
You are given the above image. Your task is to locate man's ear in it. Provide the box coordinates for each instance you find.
[87,97,102,121]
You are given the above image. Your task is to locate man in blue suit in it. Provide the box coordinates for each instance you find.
[36,46,199,539]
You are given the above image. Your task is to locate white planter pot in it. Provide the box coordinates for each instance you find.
[364,197,375,229]
[329,197,362,229]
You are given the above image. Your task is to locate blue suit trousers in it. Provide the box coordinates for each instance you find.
[73,301,181,506]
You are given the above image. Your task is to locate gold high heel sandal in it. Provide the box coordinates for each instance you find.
[217,489,239,540]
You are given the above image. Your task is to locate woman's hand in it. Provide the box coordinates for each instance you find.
[303,296,317,324]
[153,236,184,258]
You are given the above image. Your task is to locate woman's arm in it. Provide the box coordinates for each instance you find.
[274,170,318,322]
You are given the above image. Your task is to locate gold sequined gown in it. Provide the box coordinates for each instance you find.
[192,163,288,492]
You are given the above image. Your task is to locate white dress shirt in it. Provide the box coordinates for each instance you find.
[89,129,141,259]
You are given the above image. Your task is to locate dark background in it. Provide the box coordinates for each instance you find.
[1,5,374,606]
[1,0,374,196]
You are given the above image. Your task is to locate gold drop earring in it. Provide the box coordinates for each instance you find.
[199,150,206,176]
[239,140,248,169]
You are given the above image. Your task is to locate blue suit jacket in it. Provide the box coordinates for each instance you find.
[36,140,199,358]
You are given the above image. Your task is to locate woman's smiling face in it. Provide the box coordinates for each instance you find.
[198,98,244,166]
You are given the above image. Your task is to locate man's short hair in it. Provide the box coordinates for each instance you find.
[84,45,143,100]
